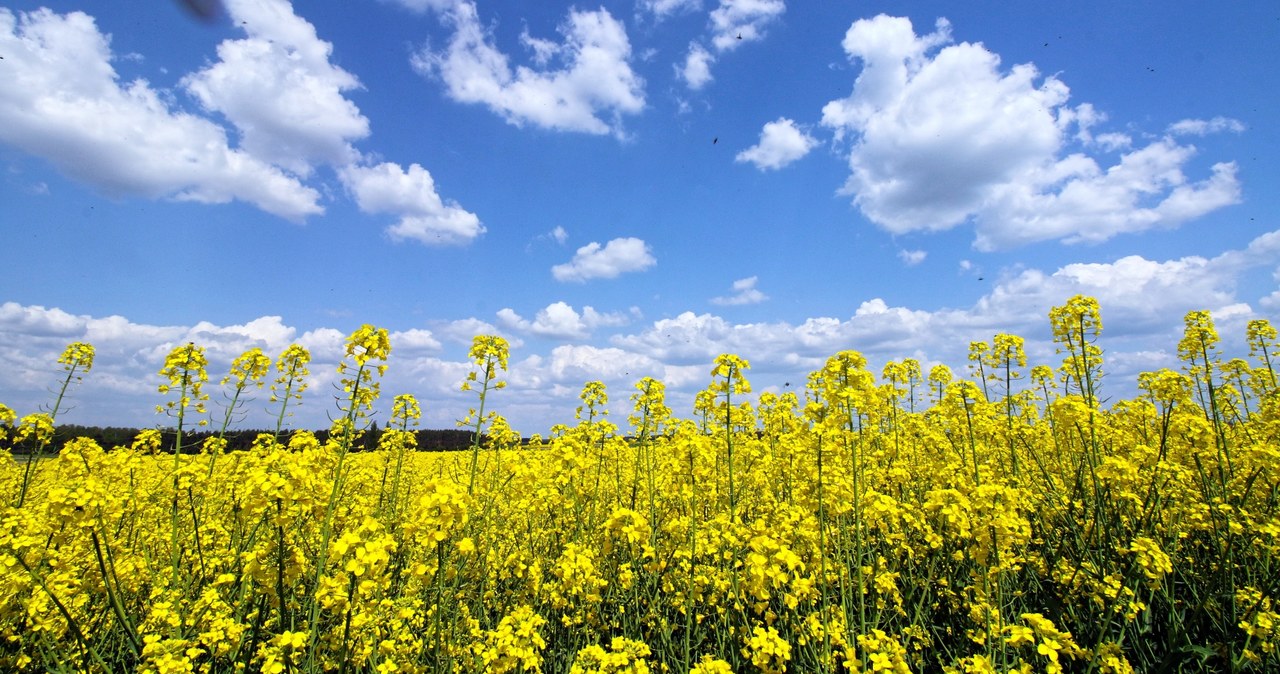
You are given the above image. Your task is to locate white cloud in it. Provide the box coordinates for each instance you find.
[735,117,817,170]
[550,226,569,244]
[711,276,768,306]
[340,162,484,246]
[552,237,656,282]
[898,249,927,266]
[978,141,1240,249]
[1095,133,1132,152]
[3,231,1278,433]
[679,43,715,90]
[181,0,369,174]
[820,14,1241,250]
[709,0,786,51]
[541,344,668,384]
[639,0,702,21]
[0,7,322,220]
[391,328,442,352]
[1261,270,1280,311]
[433,318,521,348]
[1167,116,1245,136]
[668,0,784,93]
[413,2,645,137]
[497,302,631,339]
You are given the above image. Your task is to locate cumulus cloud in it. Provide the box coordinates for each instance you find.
[181,0,369,174]
[1167,116,1245,136]
[709,0,786,51]
[711,276,768,306]
[497,302,632,339]
[638,0,702,21]
[0,7,321,219]
[412,2,645,137]
[185,0,481,240]
[539,344,675,385]
[0,3,480,234]
[735,117,817,170]
[671,0,784,90]
[432,317,521,348]
[618,229,1280,372]
[679,43,715,90]
[392,328,443,352]
[3,230,1278,433]
[977,141,1240,249]
[820,14,1241,250]
[340,162,484,245]
[552,237,656,282]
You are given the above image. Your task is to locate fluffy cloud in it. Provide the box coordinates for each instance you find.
[496,302,632,339]
[0,3,480,235]
[3,230,1277,433]
[711,276,768,306]
[709,0,786,51]
[678,43,715,90]
[1167,117,1245,136]
[541,345,669,384]
[432,318,522,349]
[820,14,1241,250]
[340,162,484,245]
[0,7,321,219]
[673,0,784,90]
[192,0,481,242]
[413,2,645,136]
[181,0,369,174]
[392,328,443,352]
[638,0,703,21]
[977,141,1240,249]
[735,118,817,170]
[552,237,656,282]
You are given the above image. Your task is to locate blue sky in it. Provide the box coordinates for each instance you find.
[1,0,1276,434]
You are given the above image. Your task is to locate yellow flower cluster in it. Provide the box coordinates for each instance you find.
[472,604,547,673]
[2,302,1279,673]
[570,637,651,674]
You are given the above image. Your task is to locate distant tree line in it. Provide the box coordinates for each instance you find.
[15,424,479,455]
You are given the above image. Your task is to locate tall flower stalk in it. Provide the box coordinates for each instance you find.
[156,341,209,587]
[15,342,94,507]
[381,393,421,521]
[270,344,312,440]
[709,353,750,520]
[305,324,390,669]
[207,347,270,476]
[216,347,270,437]
[157,342,210,458]
[460,335,509,495]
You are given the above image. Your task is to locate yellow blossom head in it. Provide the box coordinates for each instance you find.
[58,341,95,374]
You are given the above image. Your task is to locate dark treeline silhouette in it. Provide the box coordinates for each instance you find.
[17,424,478,455]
